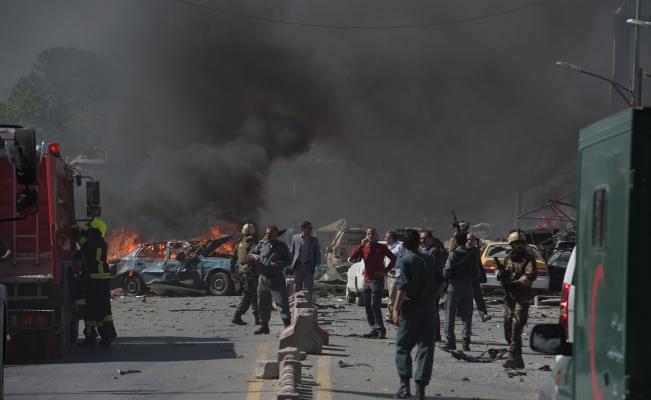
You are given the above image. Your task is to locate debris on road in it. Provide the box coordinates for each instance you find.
[506,370,528,378]
[449,348,508,363]
[337,359,374,371]
[116,369,142,375]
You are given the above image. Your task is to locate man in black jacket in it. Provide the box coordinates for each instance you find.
[442,230,480,351]
[468,232,492,322]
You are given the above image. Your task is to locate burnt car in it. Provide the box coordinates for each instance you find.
[324,228,367,273]
[110,236,236,296]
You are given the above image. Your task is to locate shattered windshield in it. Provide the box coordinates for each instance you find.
[340,231,365,244]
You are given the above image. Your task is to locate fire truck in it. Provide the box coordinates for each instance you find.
[0,125,101,361]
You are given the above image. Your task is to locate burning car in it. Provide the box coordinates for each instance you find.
[110,235,236,296]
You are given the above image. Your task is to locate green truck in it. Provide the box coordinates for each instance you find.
[531,108,651,400]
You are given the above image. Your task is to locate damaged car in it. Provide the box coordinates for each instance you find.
[110,235,236,296]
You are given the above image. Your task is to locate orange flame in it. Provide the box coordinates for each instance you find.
[193,224,237,255]
[107,227,143,260]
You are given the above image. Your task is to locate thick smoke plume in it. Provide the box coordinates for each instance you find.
[0,0,632,238]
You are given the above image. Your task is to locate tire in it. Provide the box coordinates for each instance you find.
[208,271,234,296]
[345,286,356,304]
[123,275,145,296]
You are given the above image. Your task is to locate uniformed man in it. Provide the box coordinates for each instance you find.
[251,225,292,335]
[419,230,446,342]
[442,230,479,351]
[231,223,260,325]
[496,230,537,369]
[392,229,445,400]
[71,218,117,346]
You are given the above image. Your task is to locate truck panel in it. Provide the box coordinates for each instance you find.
[576,108,651,400]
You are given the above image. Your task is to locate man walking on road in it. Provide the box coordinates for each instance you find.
[392,229,444,400]
[289,221,321,303]
[419,230,445,342]
[231,223,260,325]
[442,230,479,351]
[349,227,397,339]
[251,226,292,335]
[385,230,405,323]
[467,232,491,322]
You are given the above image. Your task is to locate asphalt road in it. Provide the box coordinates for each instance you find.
[5,288,558,400]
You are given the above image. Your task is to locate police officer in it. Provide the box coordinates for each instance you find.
[442,230,479,351]
[392,229,445,400]
[251,225,291,335]
[71,218,117,346]
[231,223,260,325]
[496,230,537,369]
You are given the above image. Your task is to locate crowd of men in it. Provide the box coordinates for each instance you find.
[70,217,537,400]
[227,221,538,400]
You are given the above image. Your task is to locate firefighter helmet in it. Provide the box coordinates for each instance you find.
[242,223,255,236]
[507,231,526,245]
[88,218,107,238]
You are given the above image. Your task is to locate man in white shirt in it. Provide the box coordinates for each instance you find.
[384,230,405,323]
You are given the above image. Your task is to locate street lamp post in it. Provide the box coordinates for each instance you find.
[555,61,634,106]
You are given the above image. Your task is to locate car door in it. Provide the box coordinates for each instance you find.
[135,243,167,283]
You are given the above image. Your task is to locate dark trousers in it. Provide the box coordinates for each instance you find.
[293,263,315,302]
[472,280,488,314]
[444,281,473,345]
[258,274,291,325]
[364,279,385,331]
[235,272,259,317]
[432,295,441,341]
[504,294,530,353]
[85,278,116,340]
[395,302,434,385]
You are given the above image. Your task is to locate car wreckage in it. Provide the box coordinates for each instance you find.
[110,235,237,296]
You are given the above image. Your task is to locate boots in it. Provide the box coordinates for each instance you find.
[479,311,492,322]
[78,336,96,347]
[394,377,411,399]
[253,312,261,325]
[439,341,456,351]
[502,349,525,369]
[232,314,247,325]
[254,324,270,335]
[413,381,426,400]
[462,338,471,351]
[282,318,291,328]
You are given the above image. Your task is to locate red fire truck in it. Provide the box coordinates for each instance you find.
[0,125,100,361]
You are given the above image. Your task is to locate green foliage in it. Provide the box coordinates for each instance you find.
[0,46,108,145]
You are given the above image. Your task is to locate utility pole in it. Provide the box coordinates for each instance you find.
[631,0,643,106]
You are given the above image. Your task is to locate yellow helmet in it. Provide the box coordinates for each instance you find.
[88,218,107,238]
[242,223,256,236]
[507,231,526,245]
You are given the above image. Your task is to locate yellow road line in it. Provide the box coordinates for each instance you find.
[245,342,269,400]
[316,355,333,400]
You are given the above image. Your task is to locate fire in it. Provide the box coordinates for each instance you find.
[107,227,143,260]
[193,224,237,255]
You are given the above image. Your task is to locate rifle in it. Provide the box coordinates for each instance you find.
[493,257,513,283]
[451,211,461,231]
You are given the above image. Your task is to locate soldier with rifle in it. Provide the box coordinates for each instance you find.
[494,230,538,369]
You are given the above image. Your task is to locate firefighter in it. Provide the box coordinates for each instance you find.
[231,223,260,325]
[496,230,537,369]
[72,218,117,346]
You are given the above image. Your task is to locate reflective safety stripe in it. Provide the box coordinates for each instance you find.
[96,248,105,274]
[103,315,113,322]
[89,272,111,280]
[79,236,87,245]
[74,299,86,305]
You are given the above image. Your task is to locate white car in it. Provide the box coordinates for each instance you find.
[480,242,550,291]
[539,246,576,400]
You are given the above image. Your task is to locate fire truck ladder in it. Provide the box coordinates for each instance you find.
[11,165,39,265]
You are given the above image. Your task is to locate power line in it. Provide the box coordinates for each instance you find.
[173,0,553,30]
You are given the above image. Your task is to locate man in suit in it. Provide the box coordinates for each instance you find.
[289,221,321,303]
